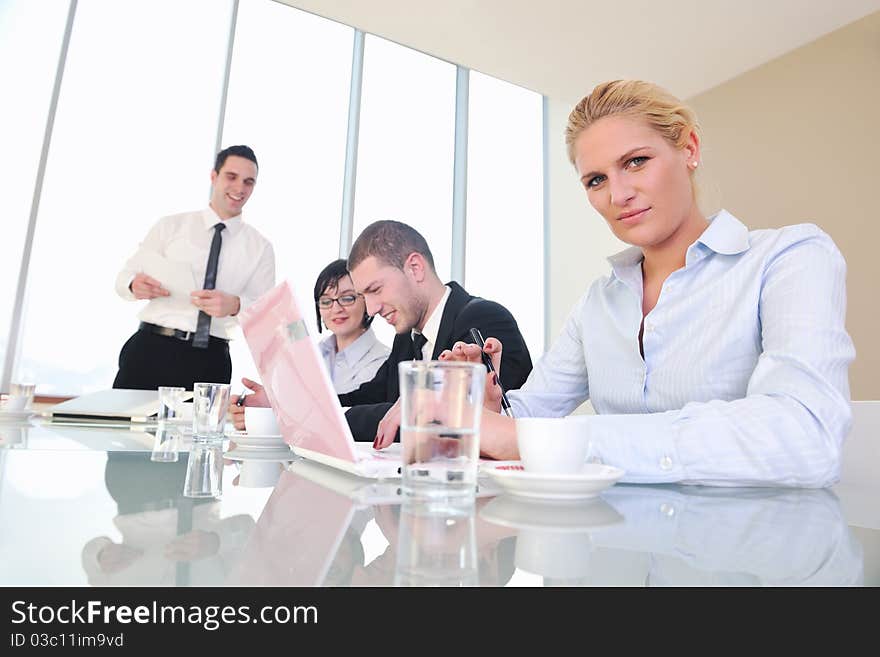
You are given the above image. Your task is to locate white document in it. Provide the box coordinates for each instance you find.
[139,250,198,300]
[48,388,193,423]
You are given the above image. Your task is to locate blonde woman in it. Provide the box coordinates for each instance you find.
[441,80,854,487]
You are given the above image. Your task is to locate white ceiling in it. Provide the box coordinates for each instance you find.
[280,0,880,102]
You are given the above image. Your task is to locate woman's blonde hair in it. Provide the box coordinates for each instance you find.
[565,80,700,165]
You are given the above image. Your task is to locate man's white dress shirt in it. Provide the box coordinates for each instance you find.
[411,285,452,360]
[509,210,855,487]
[319,328,390,394]
[115,208,275,340]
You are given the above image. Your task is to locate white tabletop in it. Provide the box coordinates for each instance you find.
[1,402,877,586]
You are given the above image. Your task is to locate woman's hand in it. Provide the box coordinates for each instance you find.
[229,377,268,431]
[373,399,401,450]
[478,409,519,460]
[438,337,505,413]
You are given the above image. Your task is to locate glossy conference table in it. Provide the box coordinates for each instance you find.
[0,402,877,587]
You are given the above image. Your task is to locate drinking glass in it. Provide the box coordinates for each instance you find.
[157,386,186,426]
[398,361,485,503]
[192,382,230,442]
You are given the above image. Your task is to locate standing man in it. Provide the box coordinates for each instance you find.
[113,145,275,391]
[231,220,531,444]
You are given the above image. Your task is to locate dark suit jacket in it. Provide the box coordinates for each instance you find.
[339,281,532,442]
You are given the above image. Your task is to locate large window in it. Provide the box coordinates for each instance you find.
[221,0,354,388]
[3,0,546,396]
[466,72,544,359]
[0,0,69,382]
[353,35,457,346]
[17,0,233,394]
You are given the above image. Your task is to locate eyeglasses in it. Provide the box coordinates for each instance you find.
[317,294,359,309]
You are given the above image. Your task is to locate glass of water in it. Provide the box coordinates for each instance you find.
[398,361,485,503]
[157,386,186,426]
[192,382,230,442]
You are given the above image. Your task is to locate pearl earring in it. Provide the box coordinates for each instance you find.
[691,161,699,169]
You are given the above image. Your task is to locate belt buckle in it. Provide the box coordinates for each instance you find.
[179,330,193,341]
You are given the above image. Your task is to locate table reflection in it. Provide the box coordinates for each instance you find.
[0,430,869,587]
[230,462,517,586]
[80,452,254,586]
[588,485,863,586]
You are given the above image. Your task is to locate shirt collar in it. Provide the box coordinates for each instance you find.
[339,327,381,365]
[413,285,451,352]
[319,333,337,360]
[203,206,242,235]
[692,209,750,255]
[606,209,750,282]
[321,328,381,366]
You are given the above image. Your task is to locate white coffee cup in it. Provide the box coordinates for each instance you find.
[516,417,590,474]
[3,396,29,412]
[244,406,280,436]
[4,382,35,412]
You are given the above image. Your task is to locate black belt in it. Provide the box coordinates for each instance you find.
[139,322,228,344]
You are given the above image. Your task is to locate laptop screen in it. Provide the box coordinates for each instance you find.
[238,281,359,464]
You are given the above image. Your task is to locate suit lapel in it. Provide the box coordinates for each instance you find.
[395,331,416,361]
[431,281,472,359]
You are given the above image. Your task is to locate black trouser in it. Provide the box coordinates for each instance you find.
[112,328,231,391]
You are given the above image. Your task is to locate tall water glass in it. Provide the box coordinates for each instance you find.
[398,361,485,502]
[157,386,186,426]
[192,382,230,442]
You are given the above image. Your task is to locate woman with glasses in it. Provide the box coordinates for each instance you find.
[313,259,390,394]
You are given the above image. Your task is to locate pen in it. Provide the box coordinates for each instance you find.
[468,328,515,418]
[235,389,248,407]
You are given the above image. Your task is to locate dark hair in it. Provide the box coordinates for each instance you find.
[347,220,435,273]
[214,145,258,173]
[313,258,372,333]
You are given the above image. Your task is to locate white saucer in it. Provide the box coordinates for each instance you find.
[229,430,283,439]
[224,445,296,462]
[482,462,625,500]
[479,494,624,532]
[229,435,286,449]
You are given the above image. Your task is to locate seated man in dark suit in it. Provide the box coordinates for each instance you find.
[230,220,532,444]
[342,220,532,445]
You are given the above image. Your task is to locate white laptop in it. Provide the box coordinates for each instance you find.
[238,280,402,479]
[47,388,193,424]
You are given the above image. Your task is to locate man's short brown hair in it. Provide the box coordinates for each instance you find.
[348,220,435,272]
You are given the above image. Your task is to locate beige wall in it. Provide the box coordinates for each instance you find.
[686,11,880,399]
[545,97,625,347]
[546,11,880,399]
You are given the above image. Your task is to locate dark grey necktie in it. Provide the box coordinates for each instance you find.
[412,332,428,360]
[193,222,225,349]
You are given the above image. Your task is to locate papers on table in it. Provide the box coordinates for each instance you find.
[47,388,194,424]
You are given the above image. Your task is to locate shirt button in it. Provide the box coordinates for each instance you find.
[659,503,675,517]
[644,322,655,333]
[659,455,673,470]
